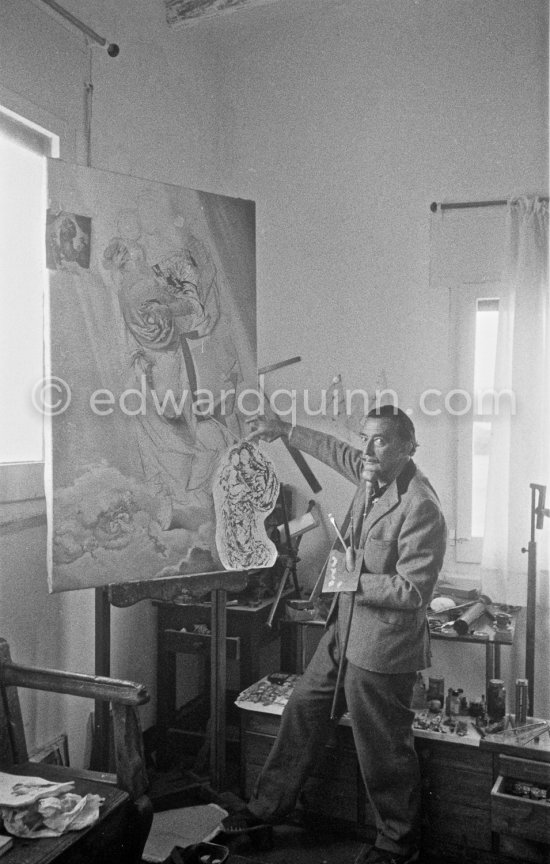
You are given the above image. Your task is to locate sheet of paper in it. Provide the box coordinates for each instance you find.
[142,803,228,863]
[0,772,74,808]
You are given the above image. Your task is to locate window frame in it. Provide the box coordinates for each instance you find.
[0,92,67,510]
[450,279,509,565]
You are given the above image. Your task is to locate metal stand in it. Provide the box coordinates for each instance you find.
[522,483,549,717]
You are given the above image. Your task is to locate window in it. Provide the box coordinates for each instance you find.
[471,298,499,537]
[452,283,507,563]
[0,108,58,467]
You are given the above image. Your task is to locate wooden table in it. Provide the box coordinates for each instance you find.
[0,763,134,864]
[281,603,521,694]
[428,603,521,693]
[238,689,550,863]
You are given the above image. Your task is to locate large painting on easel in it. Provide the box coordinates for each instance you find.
[45,160,256,592]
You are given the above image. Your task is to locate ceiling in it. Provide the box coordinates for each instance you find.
[164,0,284,28]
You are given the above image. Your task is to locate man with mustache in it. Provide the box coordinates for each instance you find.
[223,404,446,864]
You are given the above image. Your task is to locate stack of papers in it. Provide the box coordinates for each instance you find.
[235,674,300,715]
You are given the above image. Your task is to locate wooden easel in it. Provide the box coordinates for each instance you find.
[92,569,248,789]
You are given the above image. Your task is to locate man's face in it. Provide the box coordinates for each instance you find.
[360,416,412,486]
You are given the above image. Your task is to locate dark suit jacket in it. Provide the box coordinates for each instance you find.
[290,425,447,673]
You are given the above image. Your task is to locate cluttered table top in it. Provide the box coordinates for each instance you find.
[235,674,550,757]
[427,581,521,644]
[235,582,529,753]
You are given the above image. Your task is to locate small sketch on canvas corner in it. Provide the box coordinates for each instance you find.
[46,210,91,271]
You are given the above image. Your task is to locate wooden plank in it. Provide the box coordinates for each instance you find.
[210,588,227,790]
[92,587,111,772]
[480,738,550,763]
[415,739,493,773]
[164,0,284,28]
[1,662,149,705]
[162,628,240,661]
[281,438,323,493]
[108,570,248,607]
[498,754,550,784]
[422,799,493,852]
[492,776,550,844]
[111,703,149,798]
[0,640,28,764]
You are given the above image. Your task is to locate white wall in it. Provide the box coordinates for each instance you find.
[0,0,548,763]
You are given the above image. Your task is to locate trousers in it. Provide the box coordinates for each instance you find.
[248,619,421,856]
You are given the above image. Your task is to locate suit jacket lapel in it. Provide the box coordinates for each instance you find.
[359,483,398,545]
[358,460,417,546]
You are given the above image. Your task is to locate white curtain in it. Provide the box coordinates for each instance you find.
[481,197,549,683]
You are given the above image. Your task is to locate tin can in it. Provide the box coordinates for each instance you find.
[515,678,528,726]
[487,679,506,721]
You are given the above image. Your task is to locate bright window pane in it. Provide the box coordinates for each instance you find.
[470,299,499,536]
[471,419,492,537]
[0,128,48,463]
[474,298,499,400]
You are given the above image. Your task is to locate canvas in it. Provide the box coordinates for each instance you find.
[45,160,256,592]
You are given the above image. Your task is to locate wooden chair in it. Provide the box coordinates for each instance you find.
[0,637,153,863]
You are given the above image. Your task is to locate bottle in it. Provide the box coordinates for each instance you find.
[427,677,445,704]
[487,679,506,721]
[450,689,461,717]
[515,678,528,726]
[411,672,427,709]
[481,694,487,720]
[445,688,461,717]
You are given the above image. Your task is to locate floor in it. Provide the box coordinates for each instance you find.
[146,766,460,864]
[146,765,367,864]
[224,822,366,864]
[221,822,466,864]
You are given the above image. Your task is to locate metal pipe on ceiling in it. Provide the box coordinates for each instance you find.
[38,0,119,56]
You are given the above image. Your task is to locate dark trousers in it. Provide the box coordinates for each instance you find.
[248,620,420,857]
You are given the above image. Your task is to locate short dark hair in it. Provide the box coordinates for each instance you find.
[366,405,418,454]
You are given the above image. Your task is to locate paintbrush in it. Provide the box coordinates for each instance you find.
[328,513,356,572]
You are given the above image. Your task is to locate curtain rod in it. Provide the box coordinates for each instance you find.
[430,197,548,213]
[38,0,119,56]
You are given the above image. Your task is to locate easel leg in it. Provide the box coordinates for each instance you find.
[279,483,300,597]
[91,586,111,771]
[210,588,227,790]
